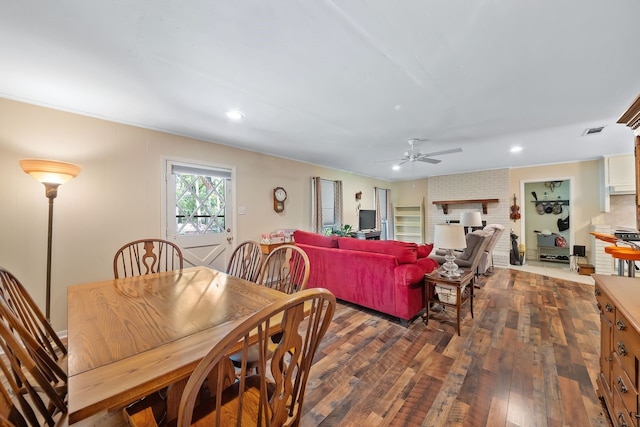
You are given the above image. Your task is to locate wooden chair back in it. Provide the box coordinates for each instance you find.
[226,240,263,282]
[257,245,310,294]
[0,268,67,381]
[176,288,336,426]
[0,310,67,426]
[113,238,184,278]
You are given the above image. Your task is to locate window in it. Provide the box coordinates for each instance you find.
[171,163,231,236]
[311,177,343,234]
[321,179,337,233]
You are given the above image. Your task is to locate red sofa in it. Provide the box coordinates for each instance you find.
[293,230,438,325]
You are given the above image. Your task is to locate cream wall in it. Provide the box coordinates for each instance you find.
[0,98,388,329]
[509,161,602,260]
[1,97,626,330]
[391,170,511,268]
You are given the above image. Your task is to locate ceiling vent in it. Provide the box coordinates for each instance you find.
[583,126,605,136]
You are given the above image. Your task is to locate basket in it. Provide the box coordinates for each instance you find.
[435,284,468,304]
[537,234,556,247]
[435,286,456,304]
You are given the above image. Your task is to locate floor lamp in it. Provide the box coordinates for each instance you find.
[20,159,81,321]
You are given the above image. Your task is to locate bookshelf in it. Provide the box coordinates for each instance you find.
[393,204,424,243]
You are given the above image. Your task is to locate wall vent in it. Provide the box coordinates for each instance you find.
[583,126,605,136]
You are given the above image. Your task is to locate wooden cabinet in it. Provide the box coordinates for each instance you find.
[393,204,424,243]
[594,274,640,425]
[616,93,640,231]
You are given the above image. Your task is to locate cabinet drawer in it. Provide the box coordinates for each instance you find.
[614,311,640,388]
[613,353,638,418]
[613,383,635,427]
[596,285,615,323]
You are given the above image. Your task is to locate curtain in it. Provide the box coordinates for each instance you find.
[311,177,323,233]
[386,191,393,240]
[375,187,382,231]
[335,180,343,227]
[375,187,393,240]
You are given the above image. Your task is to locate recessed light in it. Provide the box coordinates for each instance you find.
[392,164,401,171]
[510,146,523,153]
[225,110,244,120]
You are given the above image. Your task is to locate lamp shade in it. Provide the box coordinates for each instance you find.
[19,159,81,185]
[460,211,482,227]
[433,224,467,250]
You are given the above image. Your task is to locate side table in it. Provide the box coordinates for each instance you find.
[259,242,288,255]
[424,269,475,336]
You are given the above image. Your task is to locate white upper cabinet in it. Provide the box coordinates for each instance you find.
[606,154,635,194]
[600,154,636,212]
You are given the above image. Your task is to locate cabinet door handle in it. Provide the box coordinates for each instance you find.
[617,341,627,356]
[595,288,601,297]
[617,376,628,393]
[606,302,613,313]
[617,320,627,331]
[617,411,628,427]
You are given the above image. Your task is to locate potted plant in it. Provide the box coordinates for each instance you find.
[326,224,355,237]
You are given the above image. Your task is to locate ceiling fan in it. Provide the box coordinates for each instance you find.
[385,138,463,166]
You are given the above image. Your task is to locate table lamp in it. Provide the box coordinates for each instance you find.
[20,158,81,321]
[434,224,467,278]
[460,211,482,234]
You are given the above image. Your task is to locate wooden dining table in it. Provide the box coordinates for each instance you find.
[67,266,288,424]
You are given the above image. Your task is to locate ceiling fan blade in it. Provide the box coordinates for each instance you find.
[397,159,410,166]
[416,157,441,164]
[372,158,405,164]
[422,147,463,157]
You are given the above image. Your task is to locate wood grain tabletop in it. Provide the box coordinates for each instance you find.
[67,266,286,424]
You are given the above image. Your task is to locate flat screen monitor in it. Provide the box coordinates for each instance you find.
[359,209,376,231]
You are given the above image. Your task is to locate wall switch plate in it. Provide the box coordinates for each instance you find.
[238,206,247,215]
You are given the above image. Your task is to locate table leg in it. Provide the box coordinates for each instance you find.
[424,280,429,325]
[470,282,474,318]
[456,285,461,336]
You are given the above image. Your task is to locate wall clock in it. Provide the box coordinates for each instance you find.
[273,186,287,212]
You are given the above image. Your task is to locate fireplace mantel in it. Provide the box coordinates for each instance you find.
[432,198,499,215]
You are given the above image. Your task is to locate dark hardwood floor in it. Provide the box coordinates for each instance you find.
[53,267,611,426]
[300,268,612,427]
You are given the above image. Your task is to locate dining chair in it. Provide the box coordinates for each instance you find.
[257,244,310,294]
[125,288,336,426]
[0,268,67,381]
[227,245,310,374]
[113,238,184,278]
[226,240,263,282]
[0,309,68,426]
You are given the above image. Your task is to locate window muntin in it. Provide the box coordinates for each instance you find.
[172,164,230,236]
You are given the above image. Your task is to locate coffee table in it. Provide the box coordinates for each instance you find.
[424,269,475,335]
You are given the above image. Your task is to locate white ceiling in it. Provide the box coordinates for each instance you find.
[2,1,639,181]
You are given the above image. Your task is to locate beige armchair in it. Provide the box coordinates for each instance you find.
[477,224,505,275]
[429,230,492,286]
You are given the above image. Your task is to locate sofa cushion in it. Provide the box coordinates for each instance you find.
[293,230,338,248]
[458,230,490,261]
[417,243,434,259]
[337,238,418,264]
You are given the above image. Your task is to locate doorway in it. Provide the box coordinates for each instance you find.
[520,178,573,267]
[164,158,235,271]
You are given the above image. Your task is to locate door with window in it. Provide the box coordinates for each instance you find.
[165,159,234,271]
